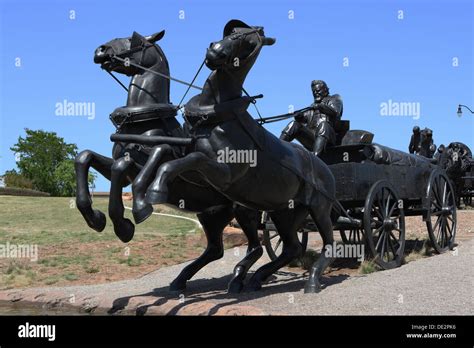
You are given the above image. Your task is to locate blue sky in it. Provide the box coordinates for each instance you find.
[1,0,473,191]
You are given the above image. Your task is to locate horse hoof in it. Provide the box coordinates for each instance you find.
[114,219,135,243]
[169,279,186,292]
[304,283,321,294]
[145,190,168,205]
[227,279,244,294]
[92,210,106,232]
[133,204,153,224]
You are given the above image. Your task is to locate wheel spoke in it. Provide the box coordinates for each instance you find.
[432,182,442,206]
[435,218,442,245]
[431,201,442,211]
[442,181,447,205]
[274,238,282,252]
[373,225,384,238]
[373,205,384,220]
[431,210,444,216]
[388,200,398,217]
[375,231,383,250]
[446,220,453,239]
[377,194,385,218]
[385,193,392,216]
[390,231,400,249]
[371,218,383,228]
[379,231,386,254]
[269,232,279,240]
[440,220,447,247]
[388,233,397,257]
[432,215,442,231]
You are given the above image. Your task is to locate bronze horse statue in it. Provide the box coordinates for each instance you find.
[74,30,262,293]
[144,20,337,293]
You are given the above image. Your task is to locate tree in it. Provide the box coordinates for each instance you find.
[3,169,34,189]
[53,160,95,197]
[10,129,94,196]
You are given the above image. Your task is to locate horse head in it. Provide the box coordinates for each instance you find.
[95,31,171,106]
[198,20,275,104]
[205,19,275,72]
[94,30,166,76]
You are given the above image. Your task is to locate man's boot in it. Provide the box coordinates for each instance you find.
[313,136,328,156]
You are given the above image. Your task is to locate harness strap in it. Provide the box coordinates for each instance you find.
[111,55,203,91]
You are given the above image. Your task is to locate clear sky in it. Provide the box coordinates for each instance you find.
[1,0,473,191]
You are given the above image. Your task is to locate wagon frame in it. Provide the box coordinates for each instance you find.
[262,136,457,270]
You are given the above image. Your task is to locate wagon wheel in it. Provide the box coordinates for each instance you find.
[363,180,405,269]
[262,228,308,261]
[425,171,457,253]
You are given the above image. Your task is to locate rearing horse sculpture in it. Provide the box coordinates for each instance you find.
[74,30,262,293]
[145,20,337,293]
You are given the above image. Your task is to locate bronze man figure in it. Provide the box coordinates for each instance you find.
[280,80,343,156]
[409,126,421,154]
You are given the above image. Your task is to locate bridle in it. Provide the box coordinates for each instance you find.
[102,30,268,125]
[103,42,203,93]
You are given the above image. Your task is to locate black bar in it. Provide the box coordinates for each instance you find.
[0,315,472,346]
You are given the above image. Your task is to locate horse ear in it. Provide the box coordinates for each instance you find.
[262,37,276,46]
[131,31,145,48]
[145,30,165,43]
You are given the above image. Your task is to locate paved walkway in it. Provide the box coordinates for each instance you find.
[0,235,472,315]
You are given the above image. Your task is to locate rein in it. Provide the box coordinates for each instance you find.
[110,55,203,91]
[103,32,290,129]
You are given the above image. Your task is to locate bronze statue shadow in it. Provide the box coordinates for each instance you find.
[108,270,350,315]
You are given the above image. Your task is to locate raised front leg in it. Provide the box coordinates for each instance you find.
[132,144,175,224]
[169,205,233,292]
[74,150,114,232]
[146,152,232,205]
[109,157,138,243]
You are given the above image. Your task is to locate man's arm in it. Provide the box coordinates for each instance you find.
[315,95,343,118]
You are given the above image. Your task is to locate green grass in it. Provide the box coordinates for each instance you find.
[358,260,379,274]
[0,196,199,246]
[0,196,205,289]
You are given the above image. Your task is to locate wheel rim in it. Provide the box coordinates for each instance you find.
[364,181,405,269]
[426,172,457,253]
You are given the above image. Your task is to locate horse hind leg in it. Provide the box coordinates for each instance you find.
[74,150,114,232]
[305,198,335,294]
[227,206,263,294]
[246,206,307,292]
[169,205,232,292]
